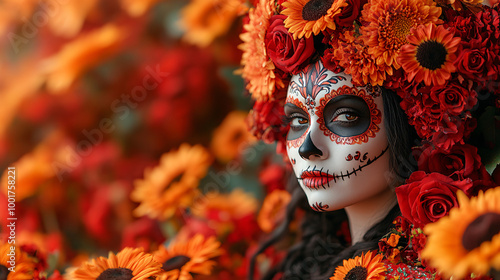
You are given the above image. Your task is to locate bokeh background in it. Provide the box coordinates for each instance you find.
[0,0,290,279]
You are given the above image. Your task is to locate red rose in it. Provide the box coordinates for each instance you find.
[396,171,473,228]
[334,0,367,27]
[265,15,315,74]
[417,144,495,193]
[456,44,498,85]
[426,83,477,115]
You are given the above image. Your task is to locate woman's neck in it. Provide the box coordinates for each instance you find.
[344,187,398,244]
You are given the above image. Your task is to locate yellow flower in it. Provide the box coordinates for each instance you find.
[153,234,223,280]
[179,0,248,47]
[68,247,162,280]
[330,251,386,280]
[281,0,347,39]
[131,144,212,221]
[422,187,500,279]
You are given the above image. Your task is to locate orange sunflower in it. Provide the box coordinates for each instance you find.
[131,144,212,221]
[68,247,162,280]
[361,0,442,70]
[239,0,284,101]
[180,0,248,47]
[281,0,347,39]
[257,189,291,233]
[330,251,386,280]
[210,111,256,162]
[422,187,500,279]
[0,242,35,280]
[398,23,461,86]
[153,234,223,280]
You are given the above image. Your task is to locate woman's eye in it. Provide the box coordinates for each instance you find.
[291,117,308,126]
[332,112,358,122]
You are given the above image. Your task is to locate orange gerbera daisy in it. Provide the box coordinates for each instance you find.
[422,187,500,279]
[180,0,248,47]
[257,189,291,233]
[361,0,442,70]
[210,111,256,162]
[239,0,283,101]
[0,242,35,280]
[398,23,461,86]
[131,144,212,221]
[330,251,386,280]
[68,247,162,280]
[334,31,391,86]
[153,234,223,280]
[281,0,347,39]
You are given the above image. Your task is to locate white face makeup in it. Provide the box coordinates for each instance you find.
[285,61,391,212]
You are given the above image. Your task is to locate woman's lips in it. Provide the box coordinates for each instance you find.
[300,170,335,189]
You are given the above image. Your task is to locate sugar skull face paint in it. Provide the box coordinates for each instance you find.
[285,61,391,211]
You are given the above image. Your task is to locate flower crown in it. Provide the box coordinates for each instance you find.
[240,0,500,236]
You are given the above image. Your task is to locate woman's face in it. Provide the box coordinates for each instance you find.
[285,61,391,212]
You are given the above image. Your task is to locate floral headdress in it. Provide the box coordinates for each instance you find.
[240,0,500,277]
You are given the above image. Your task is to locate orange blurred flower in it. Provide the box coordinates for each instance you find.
[210,111,256,162]
[121,0,162,17]
[68,247,162,280]
[41,24,125,92]
[0,241,36,280]
[46,0,98,37]
[257,189,291,233]
[153,234,223,280]
[191,189,258,223]
[131,144,212,221]
[180,0,248,47]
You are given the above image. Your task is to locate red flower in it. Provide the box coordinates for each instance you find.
[395,171,473,228]
[334,0,368,27]
[416,143,496,193]
[259,163,287,193]
[265,15,315,74]
[456,42,499,86]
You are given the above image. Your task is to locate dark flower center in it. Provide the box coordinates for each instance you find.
[302,0,335,21]
[344,265,368,280]
[162,255,191,271]
[96,268,134,280]
[462,212,500,251]
[416,40,448,70]
[0,265,10,280]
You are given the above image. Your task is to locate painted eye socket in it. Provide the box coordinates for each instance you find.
[290,116,309,130]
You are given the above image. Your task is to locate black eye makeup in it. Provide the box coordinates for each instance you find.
[322,95,371,137]
[284,103,309,140]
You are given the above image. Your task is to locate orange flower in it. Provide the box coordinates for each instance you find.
[257,189,291,233]
[41,24,124,92]
[131,144,212,221]
[153,234,223,280]
[0,242,35,280]
[333,31,391,86]
[281,0,347,39]
[238,0,284,101]
[330,251,386,280]
[191,189,258,222]
[422,188,500,279]
[121,0,162,17]
[398,23,461,86]
[47,0,98,37]
[180,0,248,47]
[68,247,162,280]
[436,0,483,12]
[210,111,256,162]
[361,0,442,70]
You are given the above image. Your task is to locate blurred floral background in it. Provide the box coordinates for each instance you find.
[0,0,290,279]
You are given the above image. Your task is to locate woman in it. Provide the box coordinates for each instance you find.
[241,0,500,279]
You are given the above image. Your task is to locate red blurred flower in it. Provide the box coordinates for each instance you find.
[335,0,367,27]
[259,163,287,192]
[396,171,473,228]
[265,15,315,74]
[120,217,166,251]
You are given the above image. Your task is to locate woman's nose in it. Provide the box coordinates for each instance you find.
[299,133,324,160]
